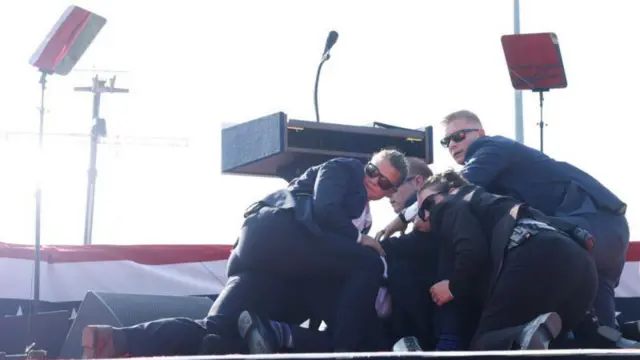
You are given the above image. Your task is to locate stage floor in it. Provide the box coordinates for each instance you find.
[73,350,640,360]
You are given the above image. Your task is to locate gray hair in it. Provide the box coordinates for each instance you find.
[373,148,409,184]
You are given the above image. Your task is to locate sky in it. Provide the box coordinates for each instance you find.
[0,0,637,245]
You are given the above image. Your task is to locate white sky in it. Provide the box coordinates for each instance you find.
[0,0,637,245]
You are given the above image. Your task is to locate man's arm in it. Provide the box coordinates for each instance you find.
[440,202,490,301]
[382,231,433,259]
[461,138,512,187]
[313,159,362,242]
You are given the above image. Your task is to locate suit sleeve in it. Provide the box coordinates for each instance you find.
[382,232,434,260]
[461,140,511,188]
[313,160,361,242]
[441,203,489,301]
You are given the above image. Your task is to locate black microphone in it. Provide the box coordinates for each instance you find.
[314,30,339,123]
[323,31,339,57]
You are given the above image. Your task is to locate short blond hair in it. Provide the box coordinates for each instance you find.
[441,110,482,126]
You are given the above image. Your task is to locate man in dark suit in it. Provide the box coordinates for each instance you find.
[385,110,628,328]
[420,170,598,350]
[374,157,438,349]
[81,150,408,358]
[438,110,628,329]
[230,149,409,353]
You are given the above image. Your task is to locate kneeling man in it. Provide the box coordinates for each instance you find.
[418,170,598,350]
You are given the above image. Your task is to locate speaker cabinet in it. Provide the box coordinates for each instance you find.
[0,311,70,358]
[59,291,213,359]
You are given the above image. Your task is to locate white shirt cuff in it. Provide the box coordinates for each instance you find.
[357,232,363,243]
[380,256,388,279]
[402,201,419,222]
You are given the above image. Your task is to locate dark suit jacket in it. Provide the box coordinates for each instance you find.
[382,230,439,286]
[462,136,626,221]
[258,157,368,242]
[429,199,491,304]
[382,231,439,348]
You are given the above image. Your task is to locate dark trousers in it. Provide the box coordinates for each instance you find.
[114,206,386,355]
[230,206,386,351]
[116,273,302,356]
[565,212,630,327]
[385,259,436,349]
[471,230,598,350]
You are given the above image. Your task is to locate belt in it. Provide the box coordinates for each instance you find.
[507,218,558,251]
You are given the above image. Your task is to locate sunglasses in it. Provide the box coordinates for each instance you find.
[440,129,480,148]
[417,192,445,221]
[365,163,398,191]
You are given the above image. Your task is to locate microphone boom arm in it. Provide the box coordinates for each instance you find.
[314,54,330,123]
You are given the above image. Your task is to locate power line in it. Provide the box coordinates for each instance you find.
[1,131,190,148]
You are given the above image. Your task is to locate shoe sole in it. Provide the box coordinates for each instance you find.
[237,311,273,354]
[598,326,623,342]
[392,337,422,352]
[521,312,562,350]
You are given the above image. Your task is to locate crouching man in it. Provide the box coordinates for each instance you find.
[418,170,598,350]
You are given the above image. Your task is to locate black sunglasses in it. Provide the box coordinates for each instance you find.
[365,163,397,191]
[417,192,445,221]
[440,129,480,148]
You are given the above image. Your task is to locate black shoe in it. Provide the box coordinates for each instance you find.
[393,336,422,352]
[621,321,640,342]
[518,312,563,350]
[237,310,279,354]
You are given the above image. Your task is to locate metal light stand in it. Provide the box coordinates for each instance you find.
[534,88,549,153]
[74,75,128,245]
[32,70,50,314]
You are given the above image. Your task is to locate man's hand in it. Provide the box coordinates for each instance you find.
[360,234,386,256]
[430,280,454,306]
[375,217,408,241]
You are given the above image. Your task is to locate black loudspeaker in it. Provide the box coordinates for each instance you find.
[0,310,70,357]
[59,291,214,359]
[222,112,434,182]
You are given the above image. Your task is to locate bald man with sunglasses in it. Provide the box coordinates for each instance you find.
[383,110,629,331]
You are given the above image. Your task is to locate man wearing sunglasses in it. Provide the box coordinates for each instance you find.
[417,170,598,350]
[385,109,628,330]
[229,149,408,354]
[371,157,440,350]
[81,150,408,358]
[439,110,628,332]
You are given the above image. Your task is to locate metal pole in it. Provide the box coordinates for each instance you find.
[514,0,524,143]
[74,75,129,245]
[33,71,48,313]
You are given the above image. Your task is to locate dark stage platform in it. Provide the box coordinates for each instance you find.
[77,349,640,360]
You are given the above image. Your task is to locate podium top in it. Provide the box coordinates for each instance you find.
[221,112,433,181]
